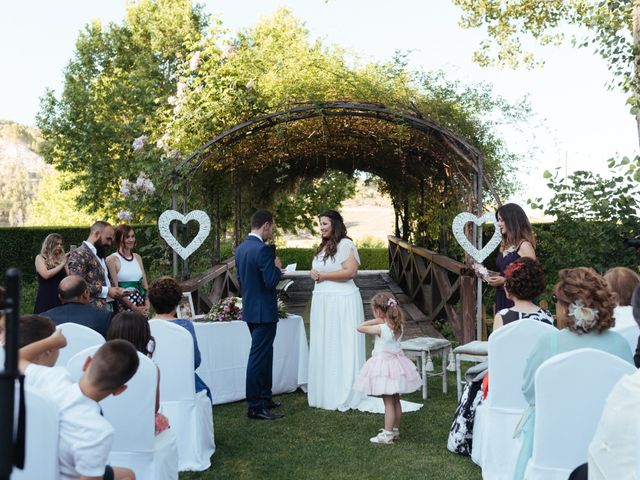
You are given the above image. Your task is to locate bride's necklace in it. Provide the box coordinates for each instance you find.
[119,250,134,262]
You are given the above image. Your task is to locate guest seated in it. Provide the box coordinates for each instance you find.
[107,311,170,435]
[148,276,212,400]
[42,275,112,338]
[513,267,633,480]
[604,266,640,329]
[18,314,137,480]
[493,257,553,330]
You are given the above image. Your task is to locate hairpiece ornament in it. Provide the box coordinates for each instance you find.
[504,262,525,279]
[567,300,599,331]
[387,298,398,308]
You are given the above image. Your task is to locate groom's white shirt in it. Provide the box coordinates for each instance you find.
[248,233,263,242]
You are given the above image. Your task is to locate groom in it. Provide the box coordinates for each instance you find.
[235,210,284,420]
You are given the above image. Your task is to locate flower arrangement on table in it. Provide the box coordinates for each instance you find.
[205,296,288,322]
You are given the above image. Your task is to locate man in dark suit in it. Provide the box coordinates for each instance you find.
[235,210,284,420]
[41,275,112,338]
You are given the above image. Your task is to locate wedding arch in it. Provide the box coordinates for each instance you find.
[170,101,502,342]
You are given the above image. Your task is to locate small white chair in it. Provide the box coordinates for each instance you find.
[55,323,105,367]
[525,348,635,480]
[453,340,488,400]
[67,346,179,480]
[149,320,215,471]
[12,386,60,480]
[471,319,555,478]
[401,336,451,398]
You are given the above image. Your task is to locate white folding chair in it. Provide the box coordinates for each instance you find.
[13,386,60,480]
[55,323,104,367]
[67,346,179,480]
[471,319,555,478]
[611,323,639,358]
[525,348,635,480]
[149,320,215,471]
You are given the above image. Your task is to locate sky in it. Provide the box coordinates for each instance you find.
[1,0,637,207]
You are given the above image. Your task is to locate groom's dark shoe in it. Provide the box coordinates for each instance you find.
[265,400,281,409]
[247,408,285,420]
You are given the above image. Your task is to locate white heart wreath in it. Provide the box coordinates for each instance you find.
[451,212,502,263]
[158,210,211,260]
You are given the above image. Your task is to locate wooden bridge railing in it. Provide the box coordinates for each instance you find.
[180,258,239,315]
[388,236,476,343]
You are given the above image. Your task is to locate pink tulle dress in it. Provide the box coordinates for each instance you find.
[353,323,422,396]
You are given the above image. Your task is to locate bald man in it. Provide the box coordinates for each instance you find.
[41,275,112,337]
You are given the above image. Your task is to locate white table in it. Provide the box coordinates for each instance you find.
[193,314,309,405]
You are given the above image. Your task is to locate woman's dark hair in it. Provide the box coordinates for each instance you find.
[107,311,155,357]
[114,224,135,251]
[553,268,616,333]
[148,276,182,314]
[315,210,351,261]
[504,258,546,301]
[496,203,536,250]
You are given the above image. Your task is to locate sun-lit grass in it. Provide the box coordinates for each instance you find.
[180,370,481,480]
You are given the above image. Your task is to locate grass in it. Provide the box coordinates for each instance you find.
[179,368,481,480]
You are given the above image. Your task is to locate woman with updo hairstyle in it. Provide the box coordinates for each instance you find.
[493,258,553,330]
[512,267,633,480]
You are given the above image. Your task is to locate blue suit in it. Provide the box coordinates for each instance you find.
[235,234,282,410]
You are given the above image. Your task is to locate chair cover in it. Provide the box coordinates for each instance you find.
[149,320,215,471]
[67,346,179,480]
[55,322,105,367]
[13,386,60,480]
[611,323,639,358]
[525,348,635,480]
[472,320,555,478]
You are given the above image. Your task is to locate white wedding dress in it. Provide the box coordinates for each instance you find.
[307,239,421,413]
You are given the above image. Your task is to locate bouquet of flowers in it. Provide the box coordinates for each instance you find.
[277,298,288,319]
[208,296,243,322]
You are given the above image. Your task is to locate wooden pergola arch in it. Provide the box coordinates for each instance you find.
[171,101,501,270]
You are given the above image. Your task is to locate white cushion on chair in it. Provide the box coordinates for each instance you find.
[149,320,215,471]
[453,340,488,356]
[471,319,555,478]
[67,346,179,480]
[55,323,105,367]
[525,348,635,480]
[13,386,60,480]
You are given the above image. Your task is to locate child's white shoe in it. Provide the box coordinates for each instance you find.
[370,429,395,444]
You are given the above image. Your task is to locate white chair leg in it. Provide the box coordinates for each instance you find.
[456,354,462,400]
[441,348,448,394]
[422,351,427,399]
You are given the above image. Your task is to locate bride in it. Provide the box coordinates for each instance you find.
[307,210,366,410]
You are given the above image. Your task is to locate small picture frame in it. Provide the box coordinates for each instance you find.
[177,292,195,319]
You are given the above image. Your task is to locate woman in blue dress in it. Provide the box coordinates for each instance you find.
[513,267,633,479]
[487,203,537,312]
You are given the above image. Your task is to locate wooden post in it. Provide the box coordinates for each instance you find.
[460,275,476,344]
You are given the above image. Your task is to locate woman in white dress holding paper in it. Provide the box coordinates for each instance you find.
[308,210,366,411]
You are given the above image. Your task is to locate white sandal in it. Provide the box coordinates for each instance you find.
[370,429,395,444]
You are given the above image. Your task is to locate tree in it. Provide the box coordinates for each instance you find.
[37,0,207,217]
[0,163,34,226]
[27,170,96,226]
[453,0,640,147]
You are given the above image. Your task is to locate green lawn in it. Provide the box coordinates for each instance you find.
[180,371,481,480]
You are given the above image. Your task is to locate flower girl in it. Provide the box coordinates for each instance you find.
[354,292,422,444]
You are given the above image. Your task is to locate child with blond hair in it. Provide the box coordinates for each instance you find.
[354,292,421,444]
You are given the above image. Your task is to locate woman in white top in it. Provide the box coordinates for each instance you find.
[106,224,150,317]
[308,210,365,411]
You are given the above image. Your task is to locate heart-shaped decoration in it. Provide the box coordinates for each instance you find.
[158,210,211,260]
[451,212,502,263]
